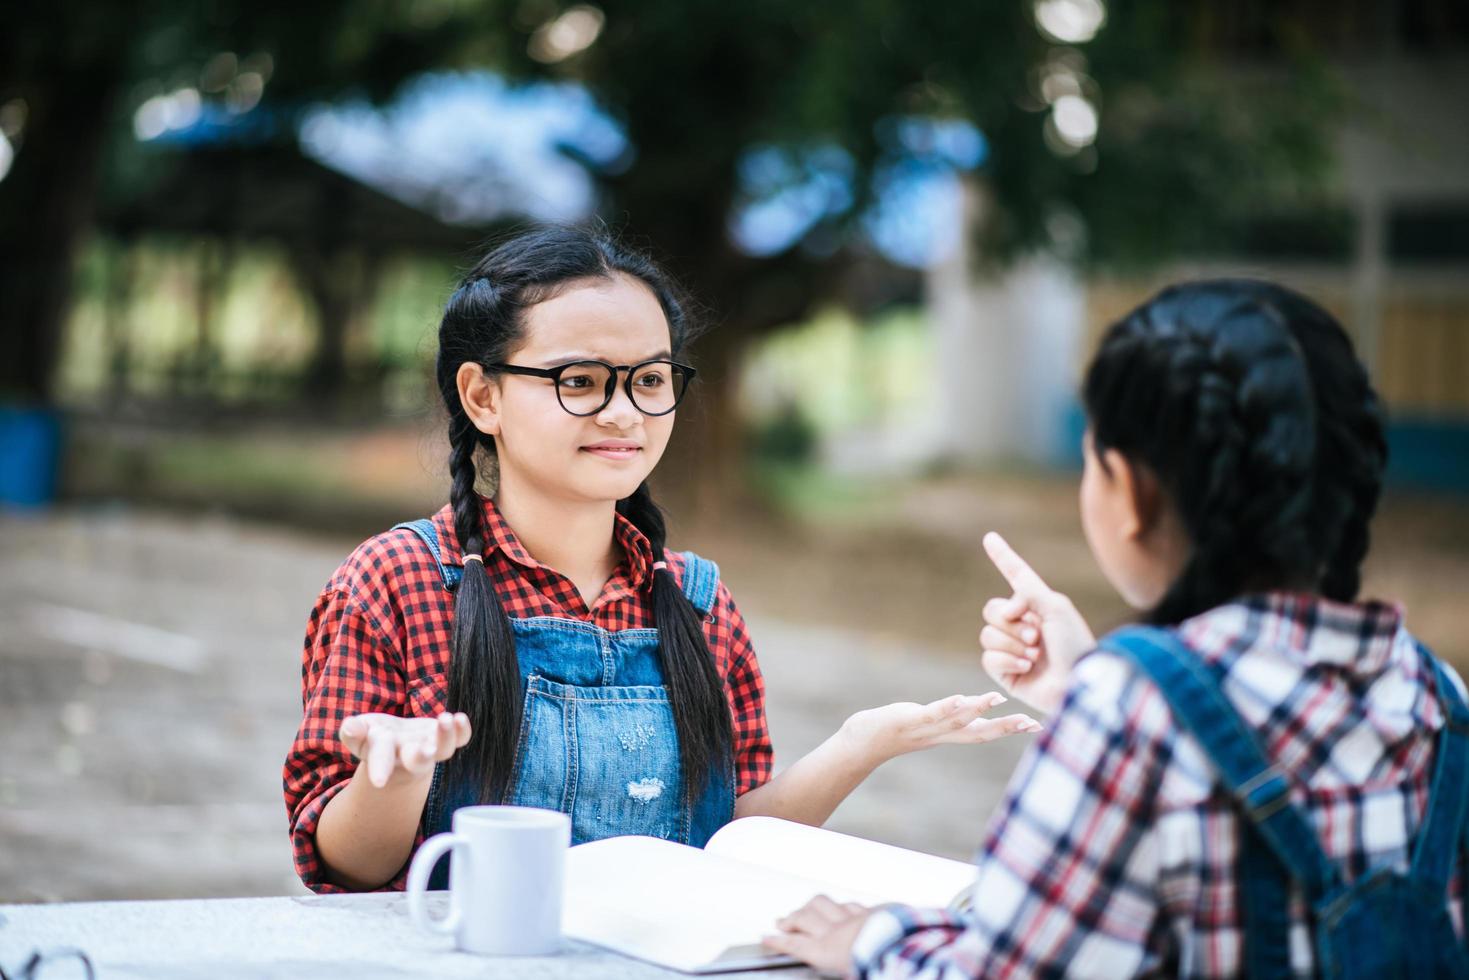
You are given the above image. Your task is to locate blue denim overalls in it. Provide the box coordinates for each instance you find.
[1103,625,1469,978]
[393,519,735,890]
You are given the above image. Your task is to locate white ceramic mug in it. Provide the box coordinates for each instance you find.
[406,804,571,955]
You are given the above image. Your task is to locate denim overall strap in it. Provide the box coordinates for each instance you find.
[1102,625,1340,977]
[391,519,462,591]
[1409,649,1469,901]
[677,551,719,616]
[1419,643,1469,871]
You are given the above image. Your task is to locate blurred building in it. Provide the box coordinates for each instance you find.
[925,7,1469,489]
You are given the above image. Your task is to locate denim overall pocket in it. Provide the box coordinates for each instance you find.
[511,674,687,845]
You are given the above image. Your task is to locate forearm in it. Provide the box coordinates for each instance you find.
[734,721,882,826]
[315,764,433,890]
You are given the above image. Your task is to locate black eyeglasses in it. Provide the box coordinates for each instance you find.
[491,358,697,417]
[0,947,95,980]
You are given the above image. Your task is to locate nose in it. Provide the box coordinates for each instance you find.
[595,374,642,427]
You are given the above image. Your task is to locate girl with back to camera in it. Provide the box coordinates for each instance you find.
[769,280,1469,978]
[282,225,1040,893]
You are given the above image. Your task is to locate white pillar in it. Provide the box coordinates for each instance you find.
[924,179,1086,465]
[925,178,1018,460]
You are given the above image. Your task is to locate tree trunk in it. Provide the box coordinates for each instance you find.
[0,55,122,403]
[291,248,382,408]
[104,236,138,399]
[655,312,751,523]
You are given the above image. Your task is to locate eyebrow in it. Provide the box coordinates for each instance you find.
[534,350,673,367]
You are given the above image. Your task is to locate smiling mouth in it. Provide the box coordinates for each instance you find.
[581,445,642,458]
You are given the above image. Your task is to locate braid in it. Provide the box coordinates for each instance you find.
[1317,439,1382,601]
[1148,345,1250,624]
[449,412,486,554]
[1283,301,1388,602]
[617,481,732,795]
[443,408,522,804]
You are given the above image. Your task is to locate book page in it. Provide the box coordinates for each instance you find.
[564,834,884,973]
[705,817,976,911]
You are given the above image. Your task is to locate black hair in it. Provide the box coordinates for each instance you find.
[1082,279,1388,625]
[435,225,730,804]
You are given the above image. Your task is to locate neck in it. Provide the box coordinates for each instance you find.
[493,475,620,582]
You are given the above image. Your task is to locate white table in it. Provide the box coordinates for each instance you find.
[0,892,817,979]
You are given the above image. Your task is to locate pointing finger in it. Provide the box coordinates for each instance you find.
[983,532,1051,600]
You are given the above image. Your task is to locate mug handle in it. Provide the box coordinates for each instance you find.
[406,831,464,936]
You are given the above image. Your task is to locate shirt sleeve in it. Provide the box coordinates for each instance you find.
[283,581,413,893]
[706,580,774,795]
[852,652,1176,979]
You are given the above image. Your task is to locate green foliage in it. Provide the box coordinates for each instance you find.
[4,0,1345,404]
[19,0,1345,277]
[477,1,1342,271]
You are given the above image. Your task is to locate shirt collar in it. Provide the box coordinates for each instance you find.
[611,509,658,589]
[432,495,658,586]
[1191,590,1406,675]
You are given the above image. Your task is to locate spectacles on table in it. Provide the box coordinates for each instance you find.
[491,359,697,417]
[0,947,96,980]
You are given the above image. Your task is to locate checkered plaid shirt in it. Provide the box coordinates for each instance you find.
[853,593,1465,978]
[283,496,772,893]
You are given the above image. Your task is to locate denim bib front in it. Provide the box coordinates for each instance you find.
[392,520,734,889]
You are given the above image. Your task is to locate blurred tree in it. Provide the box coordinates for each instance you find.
[2,1,1339,498]
[499,1,1340,502]
[0,1,511,404]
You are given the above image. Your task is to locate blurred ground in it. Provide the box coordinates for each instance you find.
[3,425,1467,903]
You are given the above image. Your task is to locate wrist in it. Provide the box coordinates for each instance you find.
[836,710,895,769]
[1035,675,1070,717]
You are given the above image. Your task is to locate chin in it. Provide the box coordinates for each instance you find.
[1099,565,1156,611]
[1118,581,1167,611]
[570,474,651,504]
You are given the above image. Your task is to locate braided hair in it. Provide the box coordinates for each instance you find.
[434,225,730,804]
[1082,279,1387,625]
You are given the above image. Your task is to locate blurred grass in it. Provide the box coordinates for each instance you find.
[60,418,1469,672]
[747,460,898,520]
[66,420,447,533]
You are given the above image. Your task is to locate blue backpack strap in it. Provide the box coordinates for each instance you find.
[1410,646,1469,898]
[391,518,462,592]
[676,551,720,617]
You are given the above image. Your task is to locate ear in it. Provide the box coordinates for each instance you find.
[1099,447,1165,541]
[457,362,502,436]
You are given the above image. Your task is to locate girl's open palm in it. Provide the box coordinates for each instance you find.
[979,532,1097,716]
[339,711,472,789]
[845,691,1041,760]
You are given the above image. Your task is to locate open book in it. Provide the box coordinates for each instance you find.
[563,816,976,974]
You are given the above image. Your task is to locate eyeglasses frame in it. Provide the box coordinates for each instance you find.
[0,946,97,980]
[490,358,698,417]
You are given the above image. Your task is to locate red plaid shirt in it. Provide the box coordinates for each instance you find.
[283,496,772,893]
[853,593,1466,978]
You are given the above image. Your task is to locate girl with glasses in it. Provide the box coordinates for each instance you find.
[283,225,1039,892]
